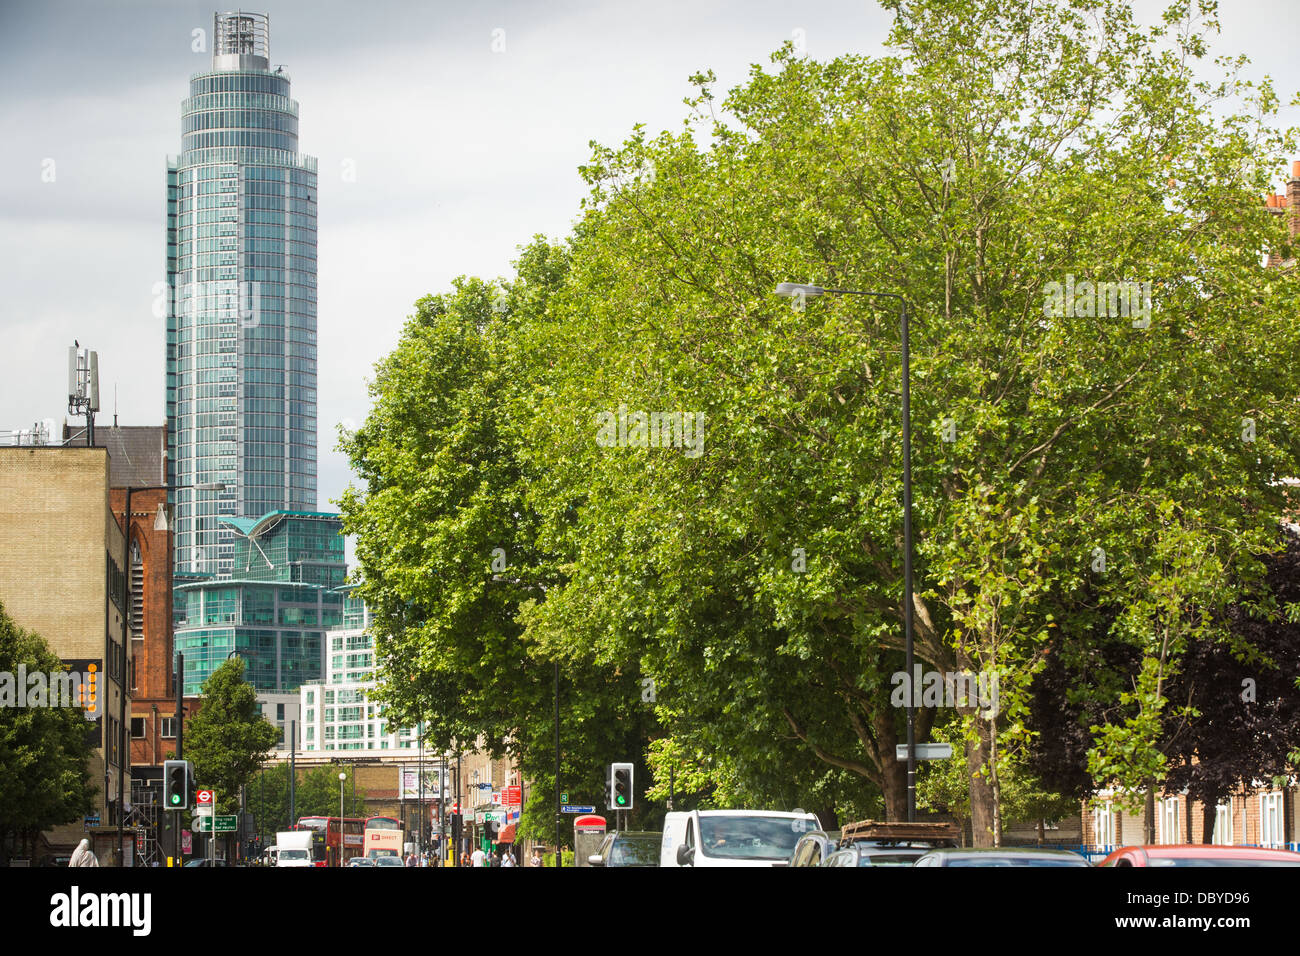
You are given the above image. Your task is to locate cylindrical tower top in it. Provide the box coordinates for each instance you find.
[213,11,270,71]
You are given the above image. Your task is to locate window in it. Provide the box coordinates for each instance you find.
[1161,797,1180,844]
[1212,801,1233,845]
[130,539,144,640]
[1260,793,1284,848]
[131,717,145,739]
[1093,801,1114,848]
[276,703,285,719]
[161,717,177,738]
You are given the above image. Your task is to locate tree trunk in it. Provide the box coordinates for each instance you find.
[989,717,1002,847]
[966,719,996,846]
[1037,817,1045,846]
[871,703,908,821]
[1201,798,1217,845]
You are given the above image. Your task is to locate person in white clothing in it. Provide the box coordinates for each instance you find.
[471,847,487,867]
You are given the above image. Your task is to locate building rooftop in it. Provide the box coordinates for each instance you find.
[60,424,165,488]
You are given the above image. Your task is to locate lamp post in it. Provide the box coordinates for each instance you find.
[775,282,917,822]
[339,771,347,867]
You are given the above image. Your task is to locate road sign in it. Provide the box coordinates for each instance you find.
[503,785,521,806]
[195,817,210,832]
[560,792,569,803]
[562,805,595,814]
[894,743,954,760]
[196,789,214,806]
[214,815,238,833]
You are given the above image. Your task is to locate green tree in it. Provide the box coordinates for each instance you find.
[339,245,658,846]
[512,0,1300,840]
[185,658,280,816]
[246,763,368,835]
[0,600,96,864]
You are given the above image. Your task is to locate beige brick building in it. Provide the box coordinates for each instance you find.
[0,446,132,863]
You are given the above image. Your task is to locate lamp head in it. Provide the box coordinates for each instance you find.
[775,282,825,297]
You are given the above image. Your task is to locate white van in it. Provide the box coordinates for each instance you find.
[275,830,314,868]
[661,809,821,867]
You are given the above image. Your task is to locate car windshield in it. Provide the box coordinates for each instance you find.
[610,836,660,866]
[699,816,813,860]
[279,850,308,861]
[863,852,926,866]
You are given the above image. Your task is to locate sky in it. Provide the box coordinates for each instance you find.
[1,0,1298,561]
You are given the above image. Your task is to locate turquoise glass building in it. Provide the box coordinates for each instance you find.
[166,11,318,577]
[173,511,344,694]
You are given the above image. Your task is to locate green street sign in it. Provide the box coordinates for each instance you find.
[214,815,238,833]
[561,793,569,803]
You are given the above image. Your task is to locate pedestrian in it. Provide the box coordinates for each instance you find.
[502,849,516,868]
[68,839,99,868]
[471,845,487,867]
[405,852,416,867]
[529,848,542,867]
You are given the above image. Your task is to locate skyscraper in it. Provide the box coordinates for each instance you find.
[166,11,318,578]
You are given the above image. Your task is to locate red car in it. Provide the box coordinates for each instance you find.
[1099,845,1300,867]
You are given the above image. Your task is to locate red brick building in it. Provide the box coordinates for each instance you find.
[65,423,191,863]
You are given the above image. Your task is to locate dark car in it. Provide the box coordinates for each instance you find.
[588,831,661,867]
[183,858,230,867]
[913,848,1091,867]
[1099,845,1300,867]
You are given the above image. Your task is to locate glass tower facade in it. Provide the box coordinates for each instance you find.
[166,12,318,577]
[173,511,345,694]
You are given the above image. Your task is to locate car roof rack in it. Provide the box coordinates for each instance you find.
[839,820,960,844]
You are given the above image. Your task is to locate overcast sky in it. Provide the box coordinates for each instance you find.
[2,0,1298,550]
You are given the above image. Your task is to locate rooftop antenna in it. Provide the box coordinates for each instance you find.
[113,383,118,428]
[67,343,100,447]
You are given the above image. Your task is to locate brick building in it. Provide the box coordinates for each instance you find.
[0,445,131,864]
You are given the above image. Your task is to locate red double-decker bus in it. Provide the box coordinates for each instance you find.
[296,816,367,867]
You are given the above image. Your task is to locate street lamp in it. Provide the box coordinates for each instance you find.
[775,282,918,822]
[339,771,347,867]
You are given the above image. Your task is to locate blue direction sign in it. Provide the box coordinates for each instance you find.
[561,805,595,814]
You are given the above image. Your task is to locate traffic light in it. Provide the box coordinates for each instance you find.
[611,762,634,811]
[163,759,191,810]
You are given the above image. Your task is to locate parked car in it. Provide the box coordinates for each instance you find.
[1098,845,1300,867]
[183,858,230,867]
[662,809,822,867]
[914,847,1091,867]
[792,819,959,867]
[374,855,405,867]
[822,844,931,866]
[788,831,841,868]
[588,831,661,867]
[346,857,375,867]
